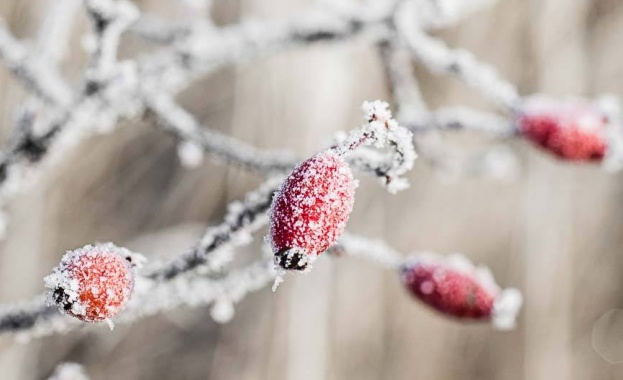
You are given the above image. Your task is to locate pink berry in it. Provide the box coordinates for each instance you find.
[401,254,522,330]
[269,151,356,270]
[516,97,609,161]
[44,244,136,323]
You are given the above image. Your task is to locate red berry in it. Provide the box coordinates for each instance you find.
[269,151,356,271]
[401,254,522,329]
[517,97,609,161]
[44,243,136,323]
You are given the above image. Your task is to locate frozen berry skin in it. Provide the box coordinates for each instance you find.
[44,244,136,323]
[269,151,356,271]
[401,255,523,330]
[517,97,609,161]
[402,259,495,320]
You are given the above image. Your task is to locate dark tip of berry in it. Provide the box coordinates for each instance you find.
[52,288,73,312]
[275,249,308,271]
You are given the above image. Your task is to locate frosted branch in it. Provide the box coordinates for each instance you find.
[146,95,297,173]
[47,363,89,380]
[0,295,56,332]
[145,176,284,280]
[335,232,403,269]
[36,0,81,64]
[83,0,139,81]
[334,100,417,193]
[0,233,401,336]
[395,5,519,110]
[0,20,71,106]
[0,0,520,243]
[408,107,514,136]
[0,224,523,338]
[137,5,393,97]
[130,16,187,44]
[379,37,428,121]
[413,0,501,29]
[377,32,516,179]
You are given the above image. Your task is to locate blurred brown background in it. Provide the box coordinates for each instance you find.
[2,0,623,379]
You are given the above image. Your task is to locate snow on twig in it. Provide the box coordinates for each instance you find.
[146,94,297,173]
[47,363,90,380]
[0,20,71,106]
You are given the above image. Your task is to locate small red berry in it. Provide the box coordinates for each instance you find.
[44,243,137,323]
[517,97,609,161]
[269,151,356,271]
[401,254,522,330]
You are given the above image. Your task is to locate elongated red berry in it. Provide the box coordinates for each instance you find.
[516,97,610,161]
[269,151,356,271]
[401,254,522,330]
[44,243,137,323]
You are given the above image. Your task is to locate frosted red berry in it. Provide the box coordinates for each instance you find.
[401,254,522,329]
[269,151,356,271]
[44,243,136,323]
[517,97,609,161]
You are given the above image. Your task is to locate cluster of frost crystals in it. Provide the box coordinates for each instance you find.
[48,363,89,380]
[404,252,522,330]
[336,100,417,193]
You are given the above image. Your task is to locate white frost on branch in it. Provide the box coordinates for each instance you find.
[413,0,501,29]
[335,100,417,193]
[36,0,81,64]
[395,2,519,110]
[409,107,514,136]
[0,20,71,106]
[146,94,297,173]
[177,141,205,168]
[83,0,139,80]
[0,0,540,244]
[336,233,403,269]
[145,176,284,280]
[47,363,89,380]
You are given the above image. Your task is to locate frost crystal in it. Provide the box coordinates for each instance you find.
[210,298,235,324]
[177,141,204,168]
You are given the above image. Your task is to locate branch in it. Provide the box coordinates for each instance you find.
[0,19,71,106]
[408,107,514,136]
[145,176,283,280]
[35,0,81,64]
[136,5,393,97]
[83,0,139,80]
[414,0,501,29]
[395,4,519,110]
[145,95,297,173]
[0,232,395,337]
[1,225,523,338]
[379,37,428,120]
[47,363,90,380]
